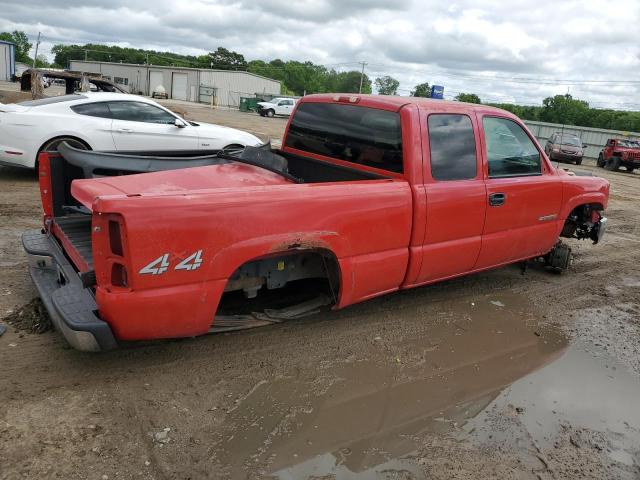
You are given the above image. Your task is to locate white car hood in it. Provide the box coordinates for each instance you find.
[192,121,262,146]
[257,102,275,108]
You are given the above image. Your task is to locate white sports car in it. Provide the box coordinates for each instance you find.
[0,92,262,169]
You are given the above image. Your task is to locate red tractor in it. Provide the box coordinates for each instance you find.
[597,138,640,172]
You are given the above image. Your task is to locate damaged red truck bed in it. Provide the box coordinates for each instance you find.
[24,94,609,351]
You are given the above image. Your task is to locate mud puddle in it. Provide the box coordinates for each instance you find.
[466,342,640,474]
[217,292,571,478]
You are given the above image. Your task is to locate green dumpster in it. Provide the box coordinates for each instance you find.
[239,97,250,112]
[245,97,260,112]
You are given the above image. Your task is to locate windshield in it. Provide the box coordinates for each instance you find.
[559,135,582,147]
[618,139,640,149]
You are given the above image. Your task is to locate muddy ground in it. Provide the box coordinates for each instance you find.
[1,101,639,479]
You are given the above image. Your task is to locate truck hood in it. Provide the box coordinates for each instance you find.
[71,162,291,210]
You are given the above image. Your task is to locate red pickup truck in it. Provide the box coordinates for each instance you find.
[24,95,610,351]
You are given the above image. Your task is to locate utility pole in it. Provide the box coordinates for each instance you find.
[358,61,367,94]
[85,49,88,61]
[32,31,41,69]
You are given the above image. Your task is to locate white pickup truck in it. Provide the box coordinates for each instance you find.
[257,97,298,117]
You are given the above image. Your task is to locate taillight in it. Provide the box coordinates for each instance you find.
[109,220,124,256]
[111,263,128,287]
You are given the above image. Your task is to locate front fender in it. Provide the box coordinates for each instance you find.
[560,188,608,218]
[557,177,609,235]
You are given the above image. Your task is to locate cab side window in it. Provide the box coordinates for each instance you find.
[428,114,477,181]
[483,117,541,178]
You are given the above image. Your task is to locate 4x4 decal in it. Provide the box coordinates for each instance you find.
[139,250,203,275]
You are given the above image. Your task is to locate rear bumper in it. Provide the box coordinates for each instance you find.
[22,229,117,352]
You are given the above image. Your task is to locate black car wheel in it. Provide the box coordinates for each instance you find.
[575,157,583,165]
[597,153,605,167]
[266,109,275,118]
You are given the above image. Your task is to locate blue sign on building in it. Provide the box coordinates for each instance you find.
[431,85,444,99]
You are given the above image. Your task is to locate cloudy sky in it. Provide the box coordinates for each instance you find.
[1,0,639,109]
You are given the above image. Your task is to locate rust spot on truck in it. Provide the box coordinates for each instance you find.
[270,235,332,253]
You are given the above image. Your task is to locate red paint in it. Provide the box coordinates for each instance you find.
[42,94,610,342]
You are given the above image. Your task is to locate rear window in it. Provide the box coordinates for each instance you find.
[71,102,112,118]
[428,114,477,181]
[285,102,403,173]
[18,94,88,106]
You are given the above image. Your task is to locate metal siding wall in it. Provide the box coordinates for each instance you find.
[199,71,281,107]
[0,45,9,81]
[67,61,280,106]
[69,61,148,93]
[524,120,640,160]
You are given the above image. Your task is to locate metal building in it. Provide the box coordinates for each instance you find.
[69,60,281,108]
[0,40,16,81]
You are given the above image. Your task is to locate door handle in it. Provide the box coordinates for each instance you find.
[489,192,506,206]
[116,128,133,133]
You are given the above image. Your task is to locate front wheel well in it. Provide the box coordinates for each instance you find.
[561,203,605,241]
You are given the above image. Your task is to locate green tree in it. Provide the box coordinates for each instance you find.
[328,70,372,94]
[455,93,481,104]
[0,30,32,63]
[207,47,246,70]
[375,76,399,95]
[411,82,431,97]
[539,94,589,125]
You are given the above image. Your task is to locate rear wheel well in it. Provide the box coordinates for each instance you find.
[35,135,91,170]
[223,249,341,303]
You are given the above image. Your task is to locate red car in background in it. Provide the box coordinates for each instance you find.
[597,138,640,172]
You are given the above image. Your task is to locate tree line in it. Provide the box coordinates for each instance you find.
[487,94,640,133]
[3,31,638,132]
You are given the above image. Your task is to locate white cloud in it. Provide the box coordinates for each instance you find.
[0,0,638,108]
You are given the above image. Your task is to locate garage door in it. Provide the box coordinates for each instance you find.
[149,71,164,95]
[172,73,188,101]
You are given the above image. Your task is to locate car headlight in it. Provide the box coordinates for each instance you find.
[553,147,560,152]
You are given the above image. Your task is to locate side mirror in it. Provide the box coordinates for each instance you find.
[174,118,187,128]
